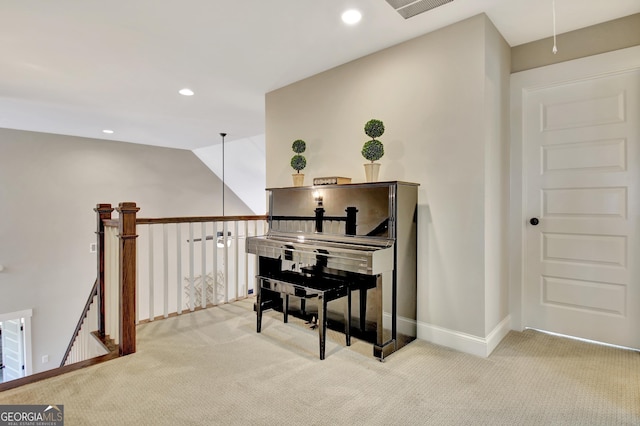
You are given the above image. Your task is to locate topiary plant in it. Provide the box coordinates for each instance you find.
[291,139,307,173]
[364,119,385,139]
[362,139,384,162]
[362,119,385,162]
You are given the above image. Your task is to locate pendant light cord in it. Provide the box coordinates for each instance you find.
[552,0,558,54]
[220,132,227,216]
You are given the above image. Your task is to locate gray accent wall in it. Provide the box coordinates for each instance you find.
[512,13,640,73]
[266,14,511,354]
[0,128,250,373]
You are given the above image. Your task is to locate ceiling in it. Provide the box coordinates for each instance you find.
[1,0,639,150]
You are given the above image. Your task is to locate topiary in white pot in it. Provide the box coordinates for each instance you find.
[291,139,307,186]
[362,119,384,182]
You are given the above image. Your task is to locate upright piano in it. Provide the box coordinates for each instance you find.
[246,181,418,360]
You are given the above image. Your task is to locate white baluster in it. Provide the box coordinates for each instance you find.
[107,226,114,343]
[251,220,259,295]
[189,223,195,311]
[234,221,239,301]
[104,227,111,342]
[113,225,120,344]
[243,221,249,298]
[176,223,182,314]
[201,222,207,309]
[81,326,87,361]
[163,223,169,318]
[110,226,119,345]
[136,225,140,325]
[148,224,154,322]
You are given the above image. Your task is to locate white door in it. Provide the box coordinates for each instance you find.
[523,69,640,348]
[1,319,25,381]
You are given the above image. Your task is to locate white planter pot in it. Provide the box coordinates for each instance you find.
[363,163,380,182]
[292,173,305,187]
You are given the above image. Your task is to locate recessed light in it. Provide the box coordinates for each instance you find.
[179,88,194,96]
[102,129,114,134]
[341,9,362,25]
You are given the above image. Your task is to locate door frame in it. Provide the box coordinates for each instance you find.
[509,45,640,331]
[0,309,33,377]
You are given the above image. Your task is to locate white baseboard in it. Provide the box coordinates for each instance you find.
[416,315,511,358]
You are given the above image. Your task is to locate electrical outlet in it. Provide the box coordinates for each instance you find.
[89,243,97,253]
[42,355,49,364]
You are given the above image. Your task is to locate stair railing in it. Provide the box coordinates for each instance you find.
[7,203,265,391]
[134,215,266,323]
[59,202,132,366]
[62,202,267,367]
[60,280,101,366]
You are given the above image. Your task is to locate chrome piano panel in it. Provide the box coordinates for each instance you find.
[246,231,394,276]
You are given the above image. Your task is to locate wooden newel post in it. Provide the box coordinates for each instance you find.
[95,203,114,338]
[117,202,139,356]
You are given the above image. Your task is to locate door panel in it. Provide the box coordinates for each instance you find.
[542,138,626,173]
[543,187,627,218]
[541,276,625,315]
[524,70,640,348]
[1,319,25,381]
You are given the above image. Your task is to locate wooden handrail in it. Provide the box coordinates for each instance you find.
[136,214,267,225]
[59,279,99,367]
[103,215,267,227]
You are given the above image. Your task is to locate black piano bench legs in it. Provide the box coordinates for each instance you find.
[255,276,352,360]
[256,292,263,333]
[319,296,327,360]
[345,291,352,347]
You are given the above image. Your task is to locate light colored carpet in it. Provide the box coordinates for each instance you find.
[1,298,639,425]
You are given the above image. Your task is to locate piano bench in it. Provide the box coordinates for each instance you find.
[301,266,377,333]
[256,275,352,360]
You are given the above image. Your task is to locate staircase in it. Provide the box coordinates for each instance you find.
[61,281,114,367]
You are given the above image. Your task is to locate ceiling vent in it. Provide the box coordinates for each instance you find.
[385,0,454,19]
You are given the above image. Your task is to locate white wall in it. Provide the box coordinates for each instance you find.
[483,17,511,342]
[265,14,511,354]
[0,128,251,374]
[193,134,266,214]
